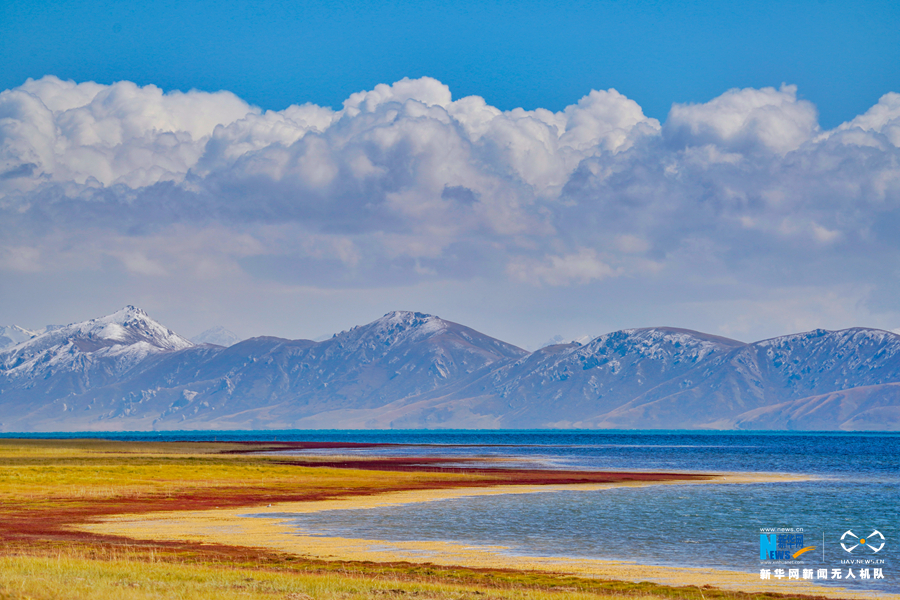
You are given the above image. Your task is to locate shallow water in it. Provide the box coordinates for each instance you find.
[264,431,899,594]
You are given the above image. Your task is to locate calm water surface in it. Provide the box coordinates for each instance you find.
[264,431,899,594]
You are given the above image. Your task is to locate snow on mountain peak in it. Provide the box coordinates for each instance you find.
[756,326,900,351]
[366,311,447,340]
[580,327,742,364]
[316,311,449,358]
[0,306,192,379]
[749,327,900,380]
[378,310,440,327]
[64,305,193,350]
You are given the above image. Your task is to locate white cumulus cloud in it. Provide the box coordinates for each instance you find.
[663,84,819,154]
[1,74,900,344]
[0,76,255,191]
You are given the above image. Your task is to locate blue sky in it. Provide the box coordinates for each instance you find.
[4,0,898,128]
[1,0,899,347]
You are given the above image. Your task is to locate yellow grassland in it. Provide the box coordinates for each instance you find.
[0,550,625,600]
[0,439,474,507]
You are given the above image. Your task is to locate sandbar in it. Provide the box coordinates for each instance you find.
[80,472,895,600]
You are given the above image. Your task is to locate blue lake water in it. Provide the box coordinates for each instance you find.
[250,431,899,594]
[9,430,898,593]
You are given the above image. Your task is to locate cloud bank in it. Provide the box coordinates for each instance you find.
[2,76,900,338]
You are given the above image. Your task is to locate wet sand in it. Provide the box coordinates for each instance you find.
[78,471,896,600]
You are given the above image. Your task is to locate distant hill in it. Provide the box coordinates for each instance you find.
[191,326,242,347]
[0,325,39,350]
[1,307,899,431]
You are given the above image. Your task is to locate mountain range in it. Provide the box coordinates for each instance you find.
[1,306,898,431]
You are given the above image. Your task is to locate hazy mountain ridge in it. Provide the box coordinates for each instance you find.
[1,307,899,431]
[191,326,241,347]
[579,327,900,429]
[727,383,900,431]
[0,325,39,350]
[422,328,748,427]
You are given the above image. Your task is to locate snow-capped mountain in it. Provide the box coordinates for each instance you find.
[0,306,191,380]
[589,327,900,429]
[418,327,746,427]
[0,307,195,430]
[1,306,899,431]
[139,310,526,429]
[0,306,193,420]
[0,310,525,430]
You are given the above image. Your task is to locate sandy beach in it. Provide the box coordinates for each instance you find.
[78,471,895,600]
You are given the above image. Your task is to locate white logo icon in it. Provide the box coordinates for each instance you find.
[841,530,885,553]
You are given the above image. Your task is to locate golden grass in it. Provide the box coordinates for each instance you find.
[0,439,478,509]
[0,552,581,600]
[0,551,643,600]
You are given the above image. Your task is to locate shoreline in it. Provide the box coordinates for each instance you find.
[78,471,895,600]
